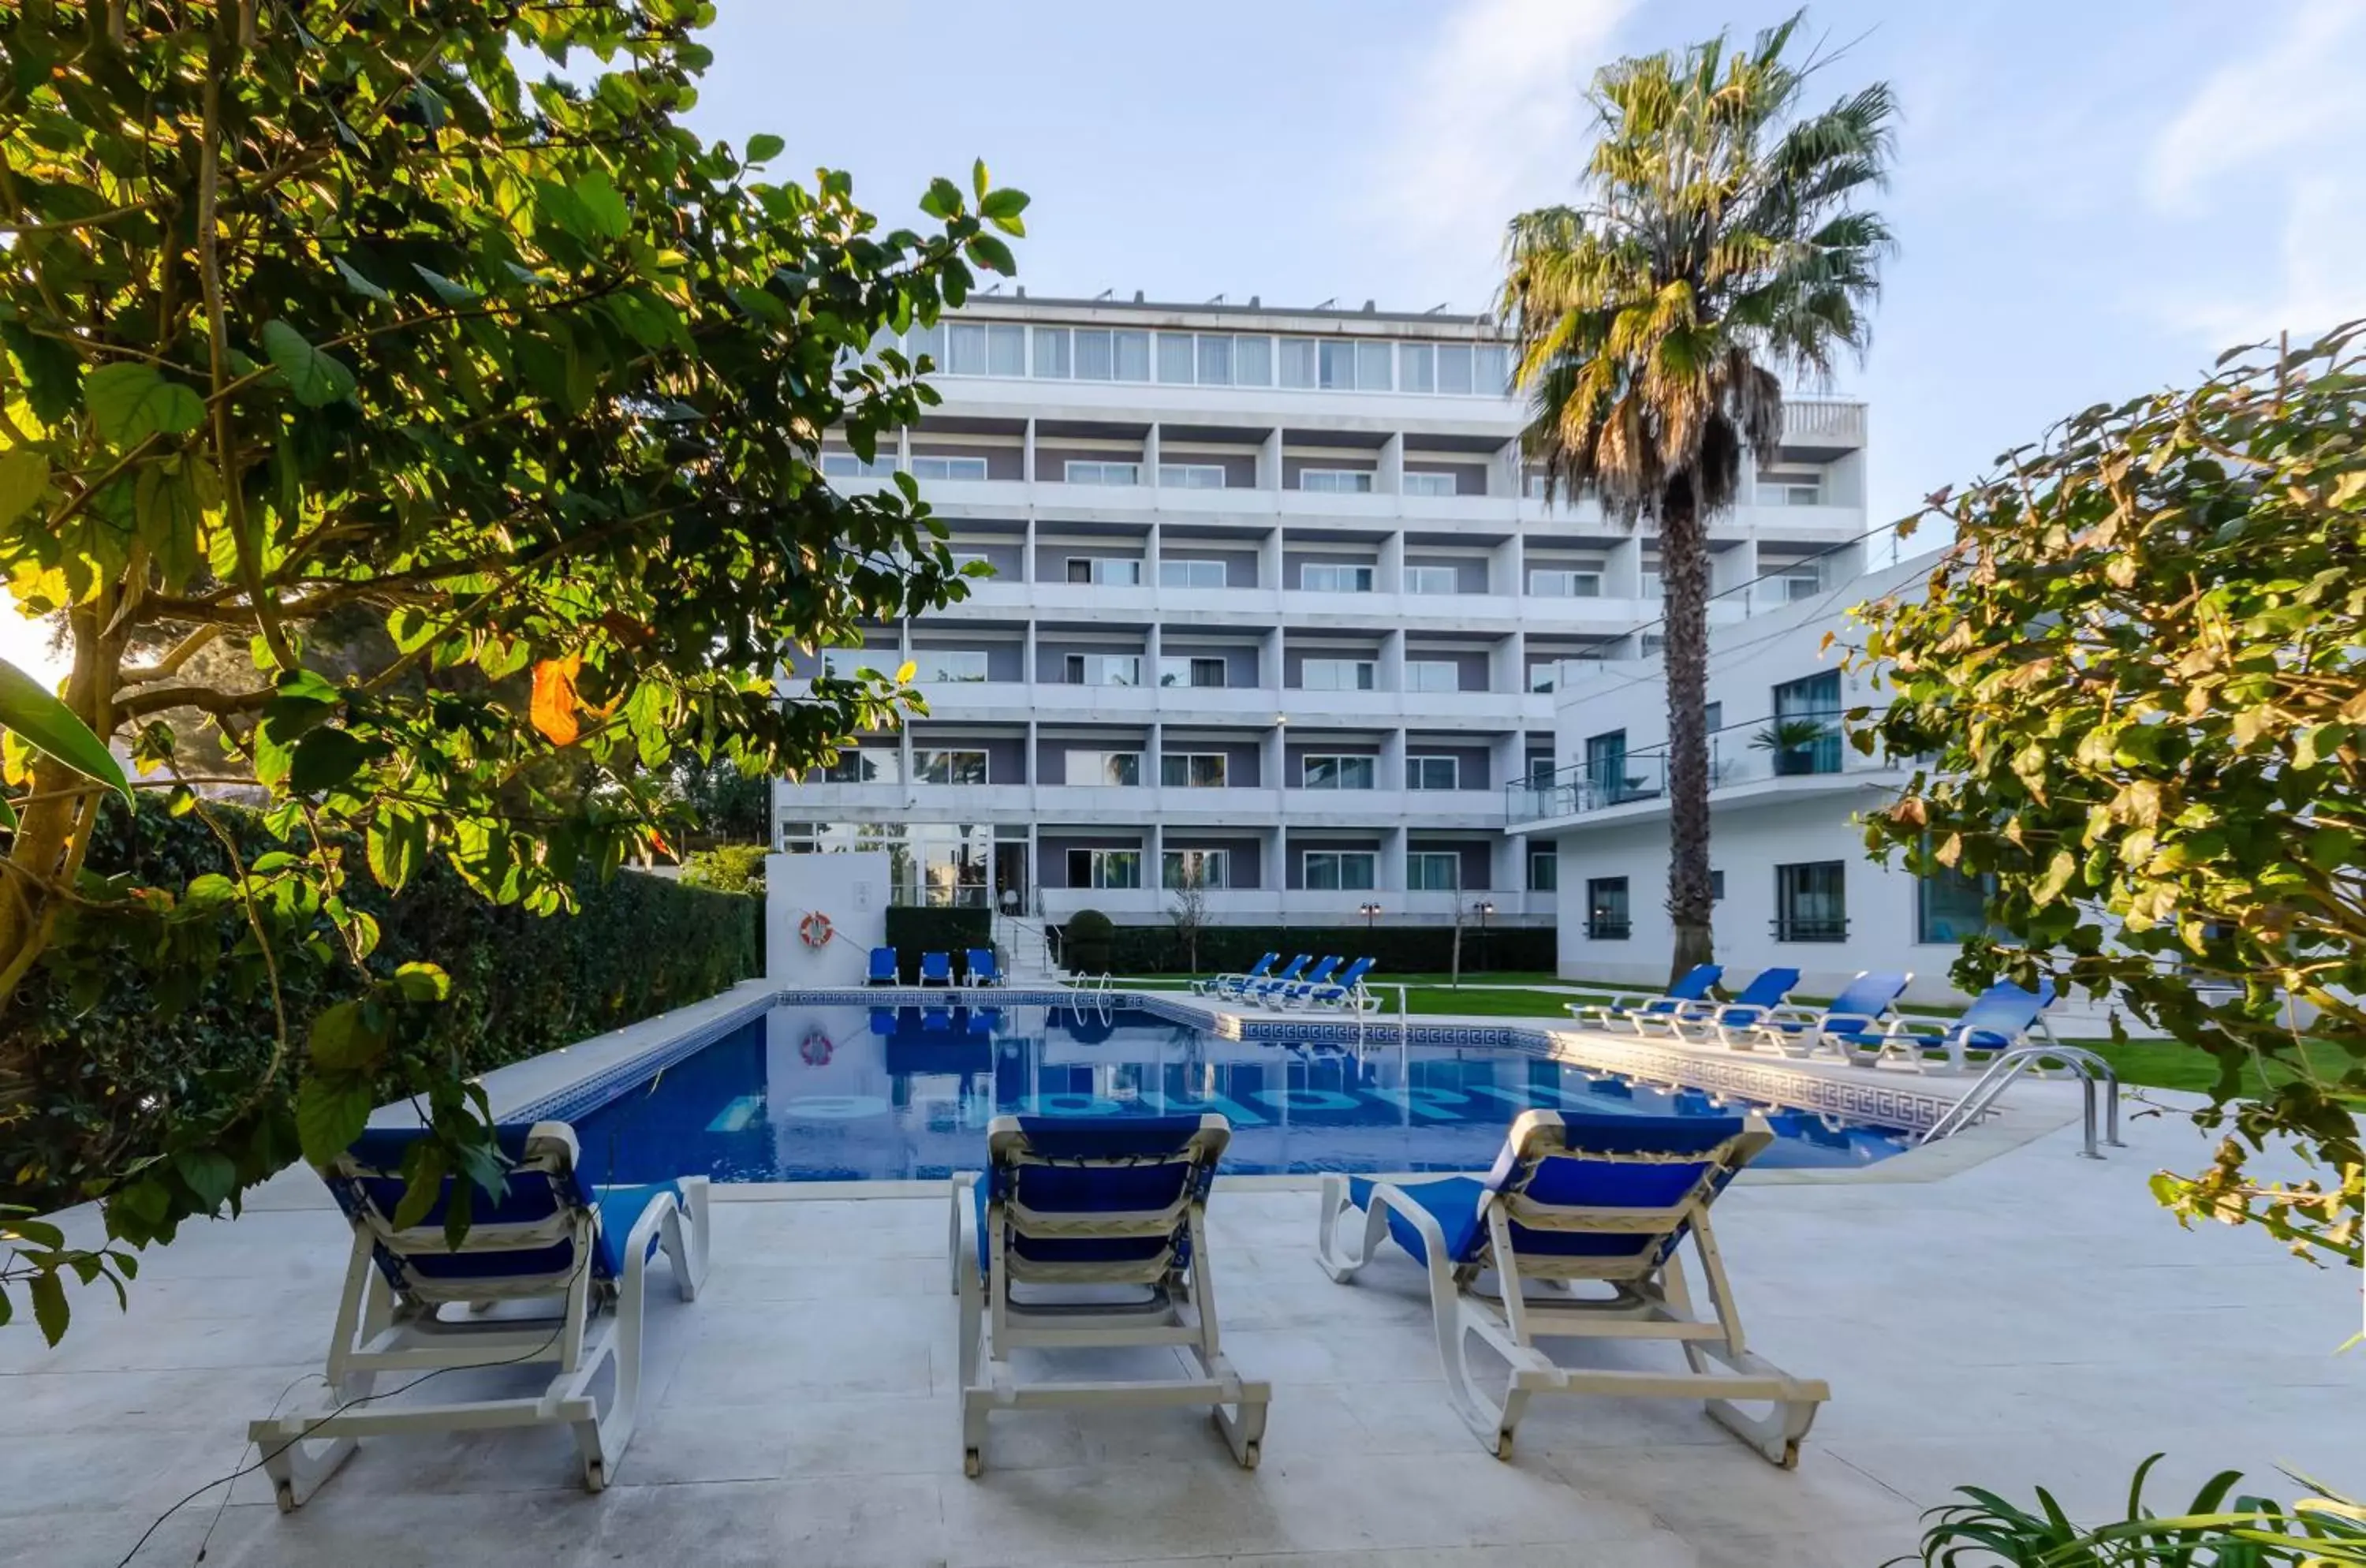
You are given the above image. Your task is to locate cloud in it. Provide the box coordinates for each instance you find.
[2141,0,2366,341]
[1358,0,1636,311]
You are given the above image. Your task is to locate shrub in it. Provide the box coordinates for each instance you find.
[681,843,769,895]
[1103,924,1556,976]
[2,797,758,1215]
[1062,909,1116,972]
[883,907,992,981]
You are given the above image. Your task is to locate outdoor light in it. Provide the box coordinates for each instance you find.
[1359,902,1383,929]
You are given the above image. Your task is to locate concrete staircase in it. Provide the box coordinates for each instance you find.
[994,913,1058,981]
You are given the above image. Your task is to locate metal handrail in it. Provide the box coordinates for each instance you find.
[1920,1043,2125,1159]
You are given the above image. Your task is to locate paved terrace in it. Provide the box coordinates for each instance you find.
[5,1095,2358,1567]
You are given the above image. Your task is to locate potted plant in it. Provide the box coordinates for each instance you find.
[1750,717,1831,776]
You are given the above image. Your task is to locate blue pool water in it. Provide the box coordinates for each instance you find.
[566,1004,1913,1184]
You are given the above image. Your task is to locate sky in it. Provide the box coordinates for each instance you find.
[6,0,2360,686]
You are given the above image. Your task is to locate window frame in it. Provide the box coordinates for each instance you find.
[1159,752,1227,789]
[1065,556,1144,587]
[1298,561,1376,592]
[1298,657,1377,692]
[1156,556,1227,588]
[1063,652,1144,687]
[1403,564,1461,595]
[1302,849,1377,890]
[913,749,989,786]
[1406,851,1461,892]
[1404,659,1461,694]
[1062,459,1141,487]
[1405,754,1461,790]
[1156,463,1228,491]
[1584,875,1631,940]
[1162,848,1231,890]
[1298,468,1375,495]
[1066,848,1143,890]
[1527,568,1603,598]
[1064,749,1143,788]
[916,648,990,684]
[1301,754,1377,790]
[1401,469,1458,497]
[1774,860,1849,943]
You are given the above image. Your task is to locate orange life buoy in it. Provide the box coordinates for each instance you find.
[800,1027,833,1066]
[798,909,834,948]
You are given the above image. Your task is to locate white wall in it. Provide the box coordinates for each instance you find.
[1551,797,1969,1001]
[766,851,890,986]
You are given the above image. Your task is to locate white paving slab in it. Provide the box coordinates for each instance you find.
[1,1103,2357,1568]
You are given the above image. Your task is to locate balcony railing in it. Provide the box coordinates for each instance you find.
[1771,916,1850,943]
[1584,918,1632,940]
[1780,400,1866,444]
[1505,713,1851,824]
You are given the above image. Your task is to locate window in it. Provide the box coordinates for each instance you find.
[1584,730,1636,802]
[1278,337,1317,389]
[1156,332,1196,384]
[1473,344,1510,393]
[1063,460,1141,487]
[914,749,988,786]
[1407,851,1461,891]
[820,450,890,478]
[1585,876,1630,939]
[1233,335,1271,386]
[940,323,1024,377]
[1318,340,1356,390]
[1402,470,1457,497]
[1404,565,1461,595]
[1438,344,1474,396]
[1405,660,1461,694]
[1774,861,1848,942]
[1064,653,1144,686]
[1359,342,1394,390]
[1405,755,1461,790]
[1064,750,1141,787]
[1711,868,1726,901]
[821,749,898,784]
[1702,701,1724,735]
[1756,468,1824,506]
[1528,849,1558,892]
[1159,752,1226,788]
[1065,556,1143,586]
[910,455,989,481]
[1194,334,1232,386]
[818,647,888,679]
[917,649,989,683]
[1528,663,1560,693]
[1528,569,1602,598]
[1640,570,1665,600]
[1299,561,1375,592]
[1070,329,1150,382]
[1769,562,1824,601]
[1400,343,1435,394]
[1300,657,1376,692]
[1158,464,1228,490]
[1067,848,1142,889]
[1299,468,1374,495]
[1031,327,1071,379]
[1162,849,1230,889]
[906,322,944,366]
[1303,850,1376,890]
[1156,655,1228,689]
[1302,755,1375,790]
[1158,557,1226,588]
[1771,670,1843,775]
[1917,863,1995,944]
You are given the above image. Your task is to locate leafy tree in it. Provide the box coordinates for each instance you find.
[663,752,771,846]
[1851,323,2365,1270]
[1500,11,1893,980]
[679,842,765,895]
[0,0,1026,1336]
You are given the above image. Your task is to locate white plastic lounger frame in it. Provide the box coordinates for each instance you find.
[1566,963,1722,1036]
[1314,1108,1827,1468]
[949,1114,1269,1477]
[248,1122,709,1509]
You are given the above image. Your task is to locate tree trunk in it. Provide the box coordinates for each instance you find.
[1659,476,1715,984]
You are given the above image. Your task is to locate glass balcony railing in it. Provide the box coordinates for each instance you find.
[1505,713,1852,823]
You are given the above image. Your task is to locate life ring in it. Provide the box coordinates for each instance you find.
[798,909,834,949]
[800,1027,833,1066]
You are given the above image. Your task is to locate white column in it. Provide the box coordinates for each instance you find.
[1144,421,1162,489]
[1022,514,1038,584]
[1260,525,1285,593]
[1259,427,1283,490]
[1379,626,1406,693]
[1022,417,1037,484]
[1376,528,1405,594]
[1604,536,1644,598]
[1377,432,1404,495]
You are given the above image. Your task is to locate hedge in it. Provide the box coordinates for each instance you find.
[881,906,992,981]
[1081,923,1557,976]
[2,796,759,1213]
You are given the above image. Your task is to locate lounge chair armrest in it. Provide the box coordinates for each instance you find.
[948,1172,980,1294]
[1817,1012,1880,1033]
[1717,1003,1777,1027]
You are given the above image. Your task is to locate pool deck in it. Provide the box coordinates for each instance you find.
[6,1095,2360,1566]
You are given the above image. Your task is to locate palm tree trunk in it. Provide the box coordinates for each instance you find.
[1659,476,1715,984]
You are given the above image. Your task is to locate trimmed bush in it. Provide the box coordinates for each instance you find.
[3,797,759,1213]
[679,842,767,894]
[1103,923,1555,976]
[1062,908,1115,972]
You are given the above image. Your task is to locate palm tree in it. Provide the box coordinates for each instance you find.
[1501,12,1893,983]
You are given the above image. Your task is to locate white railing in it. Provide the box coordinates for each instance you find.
[1780,400,1866,444]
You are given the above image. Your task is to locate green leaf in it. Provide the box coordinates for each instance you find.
[411,265,480,306]
[919,176,964,220]
[745,133,784,164]
[392,961,451,1002]
[965,234,1017,275]
[390,1143,447,1231]
[83,361,206,446]
[28,1269,67,1347]
[132,461,205,591]
[2,1218,64,1250]
[261,320,358,408]
[980,189,1029,222]
[0,449,50,525]
[295,1075,375,1165]
[972,158,989,200]
[173,1149,238,1211]
[0,656,130,800]
[573,169,629,239]
[333,256,393,301]
[288,726,372,793]
[307,1000,389,1072]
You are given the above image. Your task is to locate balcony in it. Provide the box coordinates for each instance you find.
[1506,712,1901,830]
[1779,399,1866,445]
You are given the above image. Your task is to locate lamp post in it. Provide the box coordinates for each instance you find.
[1359,901,1383,931]
[1475,900,1495,971]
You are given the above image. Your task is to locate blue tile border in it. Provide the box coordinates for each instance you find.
[506,984,1950,1135]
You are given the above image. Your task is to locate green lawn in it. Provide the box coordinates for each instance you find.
[2058,1038,2354,1096]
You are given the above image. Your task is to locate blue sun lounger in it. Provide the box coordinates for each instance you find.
[1314,1109,1827,1467]
[1747,971,1913,1060]
[249,1122,711,1509]
[1228,953,1310,1002]
[1257,954,1342,1007]
[950,1114,1269,1476]
[920,950,954,986]
[1286,955,1378,1012]
[1193,952,1279,997]
[1566,963,1723,1033]
[1836,978,2059,1072]
[965,947,1001,987]
[1680,967,1802,1047]
[867,946,898,985]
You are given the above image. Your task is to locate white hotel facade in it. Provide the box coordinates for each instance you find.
[774,293,1871,928]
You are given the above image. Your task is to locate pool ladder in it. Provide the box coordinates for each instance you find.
[1920,1043,2125,1159]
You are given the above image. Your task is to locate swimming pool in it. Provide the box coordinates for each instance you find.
[562,1002,1913,1184]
